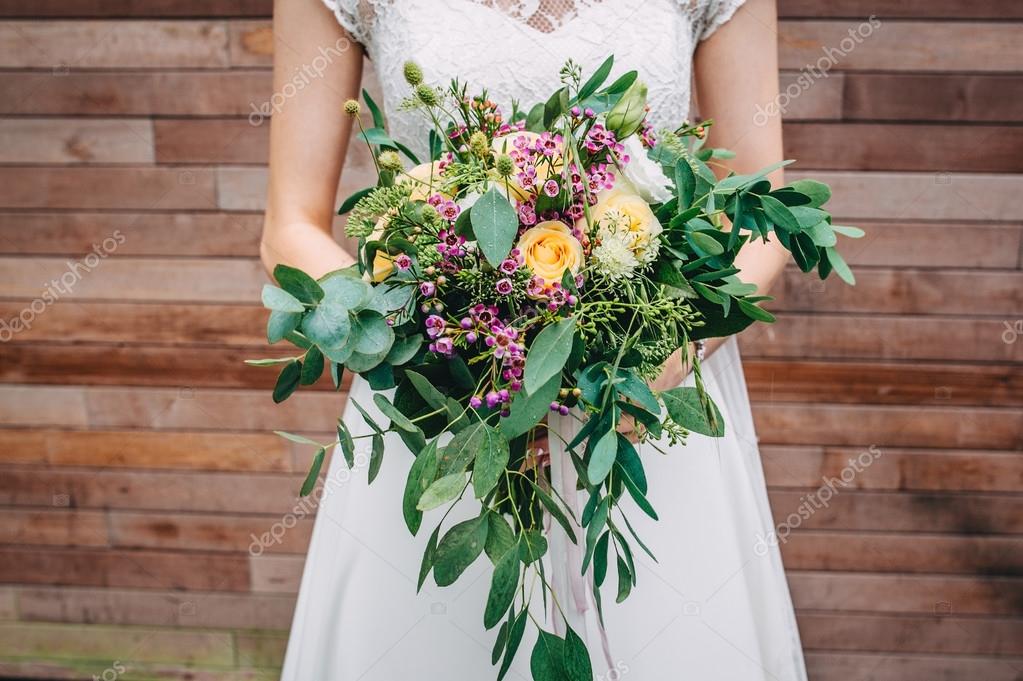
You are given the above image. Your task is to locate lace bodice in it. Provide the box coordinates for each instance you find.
[322,0,746,157]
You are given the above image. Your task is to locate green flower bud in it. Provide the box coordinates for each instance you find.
[606,80,648,138]
[343,99,361,116]
[468,131,489,158]
[403,61,424,87]
[377,150,402,172]
[495,153,515,177]
[415,84,439,107]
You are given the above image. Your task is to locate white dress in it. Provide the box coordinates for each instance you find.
[282,1,807,679]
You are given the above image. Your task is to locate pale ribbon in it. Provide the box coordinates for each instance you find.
[545,409,616,669]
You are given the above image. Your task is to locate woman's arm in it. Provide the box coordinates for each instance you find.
[260,0,365,279]
[651,0,787,390]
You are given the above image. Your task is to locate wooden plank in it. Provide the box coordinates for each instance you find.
[779,21,1022,73]
[0,547,251,591]
[789,572,1023,616]
[217,155,376,211]
[0,167,217,210]
[108,511,312,553]
[772,267,1023,316]
[786,171,1023,221]
[770,491,1023,534]
[236,631,287,667]
[745,360,1023,407]
[843,74,1023,123]
[778,0,1023,19]
[0,21,229,69]
[0,1,273,17]
[782,532,1023,575]
[0,510,108,547]
[784,123,1023,173]
[154,118,268,164]
[0,621,234,665]
[0,256,265,302]
[839,221,1022,269]
[249,555,302,593]
[16,586,295,630]
[805,652,1023,681]
[228,20,273,67]
[0,71,271,116]
[797,612,1023,655]
[0,211,262,257]
[761,446,1023,493]
[0,118,154,164]
[0,428,293,472]
[778,70,843,120]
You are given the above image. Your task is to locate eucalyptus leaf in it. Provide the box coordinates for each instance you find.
[261,284,305,313]
[524,317,576,393]
[484,546,519,629]
[417,472,467,511]
[661,387,725,437]
[471,186,519,266]
[433,515,489,586]
[273,264,323,304]
[272,361,301,403]
[299,447,325,496]
[472,426,510,498]
[587,428,618,485]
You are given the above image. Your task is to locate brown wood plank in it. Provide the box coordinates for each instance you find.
[108,511,312,553]
[779,21,1022,73]
[0,167,217,210]
[769,490,1023,534]
[16,586,295,630]
[782,532,1023,575]
[0,118,154,164]
[789,572,1023,616]
[0,547,251,591]
[745,360,1023,407]
[0,428,293,472]
[0,21,230,69]
[761,446,1023,494]
[840,221,1022,269]
[0,211,262,257]
[778,0,1023,19]
[0,71,271,116]
[228,20,274,67]
[805,652,1023,681]
[0,509,108,547]
[784,123,1023,173]
[797,612,1023,655]
[0,1,273,18]
[154,118,268,164]
[843,74,1023,123]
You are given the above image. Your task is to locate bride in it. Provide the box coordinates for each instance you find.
[260,0,805,678]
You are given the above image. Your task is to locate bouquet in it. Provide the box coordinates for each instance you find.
[252,56,861,679]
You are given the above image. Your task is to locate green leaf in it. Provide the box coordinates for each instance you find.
[524,317,576,393]
[273,264,323,304]
[484,546,519,629]
[416,472,466,511]
[577,55,614,100]
[300,346,324,385]
[825,246,856,285]
[760,194,801,233]
[267,310,301,344]
[272,361,302,403]
[405,370,447,410]
[336,419,355,468]
[402,441,439,534]
[261,284,305,313]
[530,631,568,681]
[501,372,562,440]
[485,512,517,563]
[330,361,343,390]
[688,230,725,256]
[832,224,865,239]
[563,627,593,681]
[385,334,423,365]
[372,393,418,432]
[519,529,548,564]
[339,347,387,372]
[350,311,394,355]
[736,298,776,323]
[337,186,374,215]
[543,86,568,128]
[301,299,351,349]
[368,433,384,483]
[527,479,577,544]
[587,428,618,485]
[433,515,488,586]
[320,271,372,310]
[616,555,632,603]
[497,610,528,681]
[362,87,386,128]
[245,356,297,367]
[472,426,510,499]
[789,179,831,208]
[471,186,519,266]
[614,368,660,414]
[274,431,320,446]
[299,447,325,496]
[593,531,611,587]
[417,525,440,592]
[438,420,485,475]
[615,435,647,494]
[661,386,725,437]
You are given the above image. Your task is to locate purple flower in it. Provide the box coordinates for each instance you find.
[499,258,519,275]
[394,253,413,270]
[469,395,483,409]
[485,391,501,409]
[436,228,466,257]
[495,278,514,296]
[543,179,559,198]
[419,281,436,297]
[518,202,537,226]
[437,200,461,222]
[431,337,454,356]
[425,314,446,338]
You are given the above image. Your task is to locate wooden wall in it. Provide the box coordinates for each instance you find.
[0,2,1020,679]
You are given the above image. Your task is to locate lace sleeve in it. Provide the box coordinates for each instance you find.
[691,0,747,43]
[320,0,373,50]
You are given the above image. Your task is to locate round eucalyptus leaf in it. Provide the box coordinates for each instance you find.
[351,311,395,355]
[301,299,351,349]
[320,271,371,309]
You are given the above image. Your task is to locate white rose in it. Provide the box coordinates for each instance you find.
[619,135,673,204]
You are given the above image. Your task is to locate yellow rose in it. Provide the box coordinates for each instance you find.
[517,220,584,283]
[400,161,447,201]
[587,189,663,265]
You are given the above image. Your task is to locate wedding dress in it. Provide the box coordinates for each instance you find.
[281,1,807,679]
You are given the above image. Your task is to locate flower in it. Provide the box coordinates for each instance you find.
[425,314,446,338]
[516,220,584,283]
[401,161,447,201]
[394,254,412,270]
[588,189,663,265]
[591,232,639,280]
[495,278,514,296]
[619,135,673,204]
[369,250,395,282]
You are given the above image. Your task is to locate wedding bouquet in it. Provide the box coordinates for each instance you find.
[253,56,861,679]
